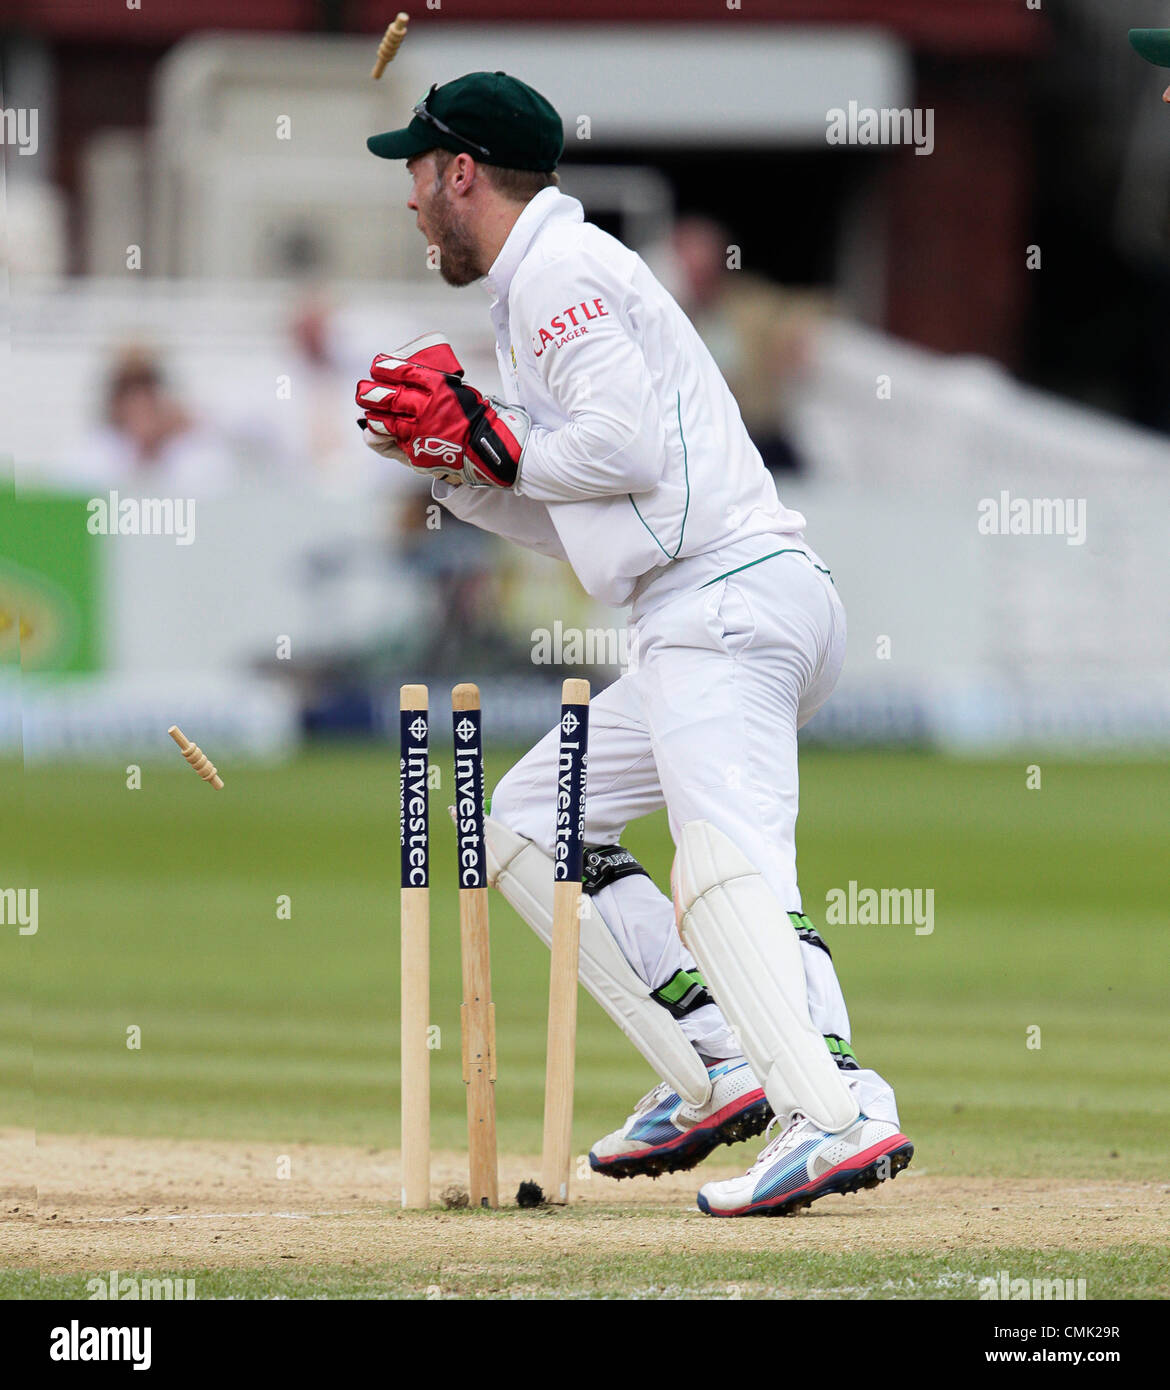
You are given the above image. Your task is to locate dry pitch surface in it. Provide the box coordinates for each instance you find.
[3,1130,1167,1299]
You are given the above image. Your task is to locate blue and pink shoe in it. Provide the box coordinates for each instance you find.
[589,1058,771,1180]
[697,1112,913,1217]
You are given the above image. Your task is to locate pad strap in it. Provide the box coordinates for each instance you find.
[825,1034,859,1070]
[651,967,714,1019]
[789,911,833,959]
[582,844,650,896]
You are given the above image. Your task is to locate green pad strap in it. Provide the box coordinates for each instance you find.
[789,911,833,960]
[651,968,713,1020]
[825,1033,859,1070]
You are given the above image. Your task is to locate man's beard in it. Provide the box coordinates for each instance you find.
[428,190,482,287]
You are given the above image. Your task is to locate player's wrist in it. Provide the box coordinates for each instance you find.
[461,399,530,488]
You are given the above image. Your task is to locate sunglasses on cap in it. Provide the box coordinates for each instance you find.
[413,85,492,160]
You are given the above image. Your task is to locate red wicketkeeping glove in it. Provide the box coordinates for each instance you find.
[356,333,530,488]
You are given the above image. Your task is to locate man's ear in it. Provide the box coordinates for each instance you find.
[452,152,480,194]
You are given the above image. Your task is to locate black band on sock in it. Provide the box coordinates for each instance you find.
[582,844,650,896]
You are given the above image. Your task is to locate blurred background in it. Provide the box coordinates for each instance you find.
[3,0,1169,763]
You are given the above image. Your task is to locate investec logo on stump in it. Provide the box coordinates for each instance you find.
[553,707,587,880]
[453,715,485,888]
[400,719,428,888]
[49,1321,151,1371]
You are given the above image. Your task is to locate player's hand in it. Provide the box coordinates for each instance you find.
[355,330,461,478]
[355,332,529,488]
[355,333,463,473]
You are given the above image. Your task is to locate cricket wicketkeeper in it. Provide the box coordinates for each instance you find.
[357,71,911,1216]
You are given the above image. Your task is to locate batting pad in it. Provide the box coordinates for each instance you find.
[673,820,859,1133]
[485,817,712,1109]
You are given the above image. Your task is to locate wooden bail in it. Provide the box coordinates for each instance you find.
[167,725,224,791]
[371,13,410,80]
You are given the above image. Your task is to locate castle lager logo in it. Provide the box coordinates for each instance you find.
[532,299,609,356]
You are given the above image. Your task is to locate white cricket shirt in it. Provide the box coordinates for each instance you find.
[436,187,810,610]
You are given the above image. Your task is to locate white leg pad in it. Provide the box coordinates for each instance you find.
[485,817,712,1110]
[673,820,859,1132]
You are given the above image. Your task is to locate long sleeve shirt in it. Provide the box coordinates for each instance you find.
[435,187,807,609]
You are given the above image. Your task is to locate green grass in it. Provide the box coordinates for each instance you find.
[2,748,1168,1298]
[3,1242,1165,1300]
[2,748,1168,1176]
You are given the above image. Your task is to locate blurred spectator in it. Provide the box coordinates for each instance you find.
[658,216,829,474]
[61,345,236,495]
[279,290,369,487]
[220,288,431,495]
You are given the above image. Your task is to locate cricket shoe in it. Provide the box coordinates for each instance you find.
[589,1057,770,1180]
[696,1112,913,1217]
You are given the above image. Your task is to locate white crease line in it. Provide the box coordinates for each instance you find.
[80,1210,361,1224]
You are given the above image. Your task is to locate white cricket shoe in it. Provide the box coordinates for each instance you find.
[589,1057,771,1180]
[697,1111,913,1217]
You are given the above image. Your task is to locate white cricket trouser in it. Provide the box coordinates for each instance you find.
[492,549,897,1124]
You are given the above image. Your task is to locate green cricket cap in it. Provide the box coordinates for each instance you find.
[367,71,563,171]
[1129,29,1170,68]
